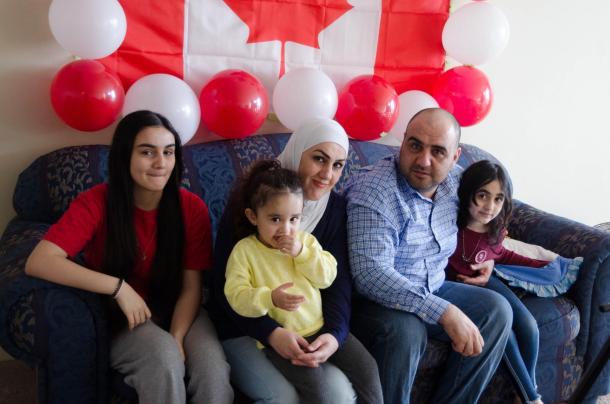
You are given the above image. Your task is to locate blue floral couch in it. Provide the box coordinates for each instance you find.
[0,134,608,404]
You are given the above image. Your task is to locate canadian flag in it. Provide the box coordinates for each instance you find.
[101,0,449,97]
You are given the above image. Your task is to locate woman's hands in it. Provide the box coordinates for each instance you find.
[269,327,309,359]
[293,333,338,368]
[115,281,152,330]
[268,328,338,368]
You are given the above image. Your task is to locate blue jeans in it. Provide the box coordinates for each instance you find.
[222,336,357,404]
[486,275,541,402]
[351,281,512,404]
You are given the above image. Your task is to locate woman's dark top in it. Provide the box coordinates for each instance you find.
[207,191,351,347]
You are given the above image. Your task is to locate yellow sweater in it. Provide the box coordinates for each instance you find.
[224,232,337,340]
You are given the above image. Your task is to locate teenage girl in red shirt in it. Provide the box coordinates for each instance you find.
[25,110,233,404]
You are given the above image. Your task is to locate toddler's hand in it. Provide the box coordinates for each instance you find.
[272,282,305,311]
[277,235,302,257]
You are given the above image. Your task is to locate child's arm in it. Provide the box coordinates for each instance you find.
[26,240,151,330]
[224,246,275,318]
[27,240,122,295]
[169,269,201,361]
[497,245,550,267]
[293,234,337,289]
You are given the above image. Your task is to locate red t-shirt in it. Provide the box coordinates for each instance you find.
[447,227,549,280]
[44,183,213,298]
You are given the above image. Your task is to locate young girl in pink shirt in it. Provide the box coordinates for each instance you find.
[448,159,581,403]
[447,160,546,404]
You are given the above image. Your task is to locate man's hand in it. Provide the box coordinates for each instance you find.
[457,259,494,286]
[439,304,484,356]
[277,235,303,257]
[268,327,310,360]
[271,282,305,311]
[292,333,339,368]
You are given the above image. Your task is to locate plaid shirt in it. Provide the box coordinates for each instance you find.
[346,154,461,324]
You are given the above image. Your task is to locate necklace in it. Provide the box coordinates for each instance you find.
[461,231,483,263]
[139,231,157,261]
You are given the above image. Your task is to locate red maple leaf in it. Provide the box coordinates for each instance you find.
[224,0,353,76]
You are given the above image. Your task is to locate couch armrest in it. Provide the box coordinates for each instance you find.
[508,201,610,398]
[508,201,609,258]
[0,219,109,403]
[0,219,49,359]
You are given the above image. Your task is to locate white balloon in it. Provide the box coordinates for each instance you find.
[442,2,510,66]
[123,74,201,145]
[272,68,338,130]
[49,0,127,59]
[387,91,438,144]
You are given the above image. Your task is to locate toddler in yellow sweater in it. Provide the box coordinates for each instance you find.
[223,159,382,404]
[225,231,337,342]
[224,159,336,342]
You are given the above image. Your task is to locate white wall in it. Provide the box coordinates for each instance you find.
[0,0,114,236]
[0,0,608,238]
[453,0,610,225]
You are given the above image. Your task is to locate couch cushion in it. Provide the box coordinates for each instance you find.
[411,296,580,367]
[13,146,108,224]
[413,296,580,403]
[536,339,582,402]
[523,295,580,359]
[14,134,501,230]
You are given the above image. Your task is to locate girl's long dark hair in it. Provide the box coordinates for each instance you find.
[457,160,512,245]
[104,110,184,329]
[227,159,303,242]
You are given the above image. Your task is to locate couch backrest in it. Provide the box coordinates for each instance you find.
[13,133,499,239]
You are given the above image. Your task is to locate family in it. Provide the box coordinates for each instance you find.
[25,108,565,404]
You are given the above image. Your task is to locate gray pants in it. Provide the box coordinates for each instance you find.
[110,309,233,404]
[264,333,383,404]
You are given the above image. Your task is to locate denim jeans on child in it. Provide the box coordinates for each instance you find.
[486,275,541,402]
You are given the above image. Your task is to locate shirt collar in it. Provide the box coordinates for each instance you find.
[393,154,462,203]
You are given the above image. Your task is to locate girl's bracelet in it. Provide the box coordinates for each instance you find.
[111,278,124,299]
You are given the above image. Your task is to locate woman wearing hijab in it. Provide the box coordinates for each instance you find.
[208,118,376,403]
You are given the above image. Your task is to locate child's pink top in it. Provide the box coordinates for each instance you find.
[447,228,549,280]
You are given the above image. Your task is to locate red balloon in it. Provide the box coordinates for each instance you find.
[199,70,269,139]
[334,75,398,141]
[431,66,493,127]
[50,60,125,131]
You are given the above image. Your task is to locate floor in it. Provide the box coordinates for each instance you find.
[0,360,35,404]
